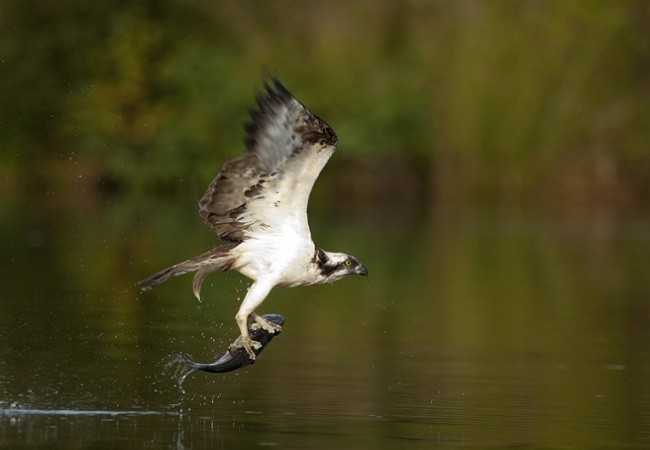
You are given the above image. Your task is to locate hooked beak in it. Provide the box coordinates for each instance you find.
[355,264,368,277]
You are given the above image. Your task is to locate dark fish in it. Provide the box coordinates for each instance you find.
[179,314,284,373]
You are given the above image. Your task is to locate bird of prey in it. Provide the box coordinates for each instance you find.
[140,79,368,359]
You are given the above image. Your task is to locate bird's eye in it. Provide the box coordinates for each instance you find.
[344,259,353,267]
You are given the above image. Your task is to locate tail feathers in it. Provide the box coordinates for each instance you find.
[192,267,218,301]
[139,244,238,299]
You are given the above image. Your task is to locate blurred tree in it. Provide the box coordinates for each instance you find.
[1,0,648,204]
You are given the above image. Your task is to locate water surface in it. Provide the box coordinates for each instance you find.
[1,196,649,448]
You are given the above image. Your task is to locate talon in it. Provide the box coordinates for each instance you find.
[251,316,283,334]
[230,337,262,360]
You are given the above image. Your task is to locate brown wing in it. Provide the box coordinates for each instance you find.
[198,79,339,242]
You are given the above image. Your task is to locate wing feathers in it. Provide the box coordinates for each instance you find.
[199,79,338,241]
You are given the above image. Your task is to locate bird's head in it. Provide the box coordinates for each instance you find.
[315,249,368,283]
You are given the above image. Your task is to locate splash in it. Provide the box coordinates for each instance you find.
[162,353,196,395]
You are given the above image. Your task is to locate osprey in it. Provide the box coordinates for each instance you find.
[140,79,368,359]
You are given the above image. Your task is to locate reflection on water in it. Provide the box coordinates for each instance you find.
[1,194,649,449]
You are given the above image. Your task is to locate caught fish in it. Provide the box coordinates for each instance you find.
[179,314,284,373]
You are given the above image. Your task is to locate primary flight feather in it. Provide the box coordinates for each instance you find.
[140,79,368,358]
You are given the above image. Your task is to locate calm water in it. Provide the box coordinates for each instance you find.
[1,195,649,449]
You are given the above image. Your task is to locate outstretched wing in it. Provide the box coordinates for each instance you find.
[198,79,339,242]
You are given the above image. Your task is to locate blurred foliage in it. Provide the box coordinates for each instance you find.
[1,0,649,203]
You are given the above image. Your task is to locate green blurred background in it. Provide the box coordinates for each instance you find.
[2,0,649,208]
[2,3,650,446]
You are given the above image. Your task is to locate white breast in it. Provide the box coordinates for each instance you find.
[234,233,316,287]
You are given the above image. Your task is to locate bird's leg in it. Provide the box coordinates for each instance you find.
[250,312,283,334]
[230,311,261,359]
[228,280,273,360]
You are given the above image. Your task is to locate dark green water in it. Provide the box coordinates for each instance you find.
[1,195,649,449]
